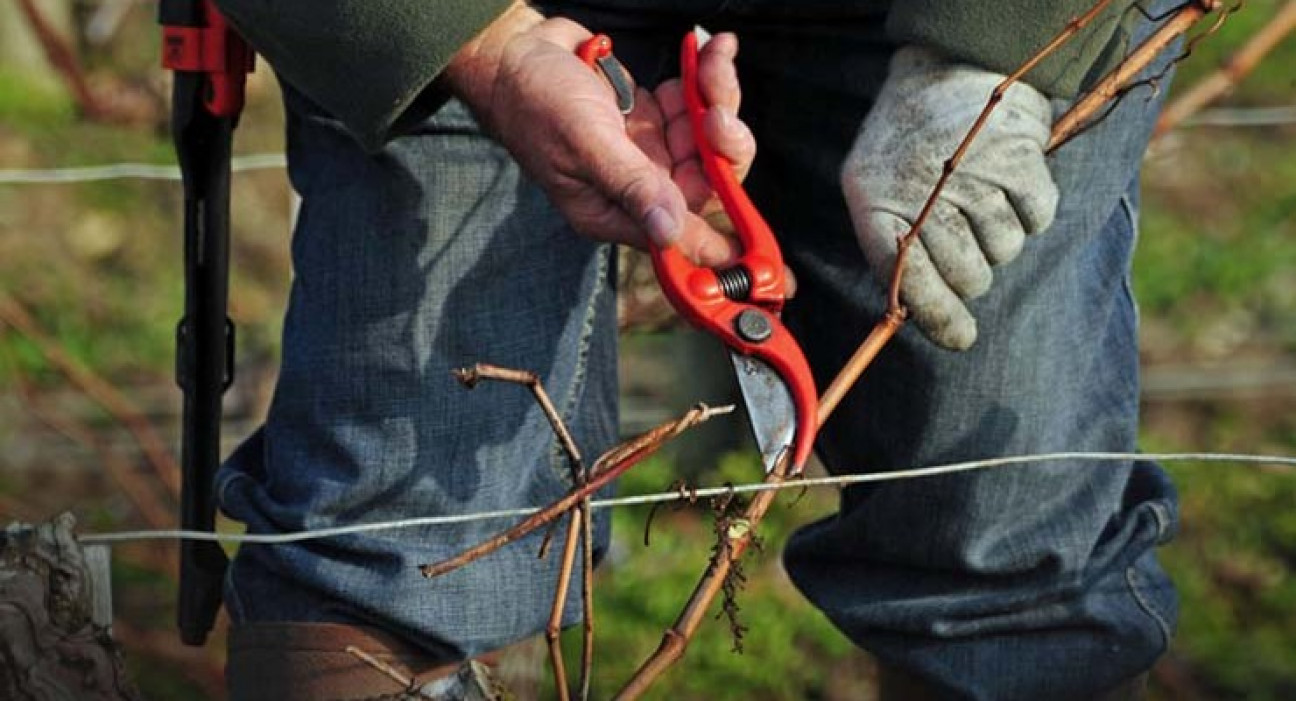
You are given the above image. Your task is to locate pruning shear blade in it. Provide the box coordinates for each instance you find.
[731,353,796,474]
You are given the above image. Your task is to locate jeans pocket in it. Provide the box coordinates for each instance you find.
[544,244,617,489]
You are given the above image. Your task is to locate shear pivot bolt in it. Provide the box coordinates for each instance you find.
[735,309,773,343]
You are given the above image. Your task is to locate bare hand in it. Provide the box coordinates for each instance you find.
[446,5,754,266]
[654,32,755,219]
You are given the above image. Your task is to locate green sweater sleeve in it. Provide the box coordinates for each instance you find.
[212,0,514,150]
[886,1,1139,98]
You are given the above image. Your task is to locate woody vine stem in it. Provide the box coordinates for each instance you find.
[416,1,1232,698]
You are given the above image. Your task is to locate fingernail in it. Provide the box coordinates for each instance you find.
[644,206,680,247]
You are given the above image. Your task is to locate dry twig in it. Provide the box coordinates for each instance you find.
[1051,0,1228,150]
[439,365,717,700]
[14,0,160,125]
[453,365,584,470]
[545,512,582,701]
[1,329,177,580]
[417,402,734,698]
[0,293,182,500]
[616,461,789,699]
[14,0,111,121]
[578,501,595,701]
[418,402,732,579]
[10,369,173,531]
[451,364,589,700]
[1154,0,1296,136]
[417,399,735,694]
[346,645,418,690]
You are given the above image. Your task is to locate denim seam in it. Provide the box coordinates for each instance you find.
[1124,554,1172,646]
[216,470,239,509]
[216,472,248,620]
[1148,500,1170,542]
[548,244,612,486]
[1118,193,1141,329]
[225,556,247,622]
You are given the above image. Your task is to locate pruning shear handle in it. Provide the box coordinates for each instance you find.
[660,31,818,473]
[576,32,818,473]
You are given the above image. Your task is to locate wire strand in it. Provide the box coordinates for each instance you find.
[1,104,1290,187]
[76,451,1296,546]
[1183,105,1296,127]
[0,153,285,184]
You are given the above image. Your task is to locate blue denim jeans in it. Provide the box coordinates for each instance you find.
[218,87,621,659]
[735,18,1182,701]
[219,3,1179,698]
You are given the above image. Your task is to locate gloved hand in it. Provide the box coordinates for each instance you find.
[841,45,1058,350]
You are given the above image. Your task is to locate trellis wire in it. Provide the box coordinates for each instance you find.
[1182,104,1296,126]
[0,104,1290,187]
[76,451,1295,546]
[0,153,285,184]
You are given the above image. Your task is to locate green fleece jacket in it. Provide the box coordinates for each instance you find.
[212,0,1136,151]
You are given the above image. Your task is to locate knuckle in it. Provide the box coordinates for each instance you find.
[983,231,1024,264]
[615,170,660,215]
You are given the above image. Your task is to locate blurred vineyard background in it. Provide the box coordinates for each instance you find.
[0,1,1293,699]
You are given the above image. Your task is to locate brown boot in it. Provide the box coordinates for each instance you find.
[226,622,504,701]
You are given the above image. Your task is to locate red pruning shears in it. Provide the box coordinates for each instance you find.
[579,32,818,474]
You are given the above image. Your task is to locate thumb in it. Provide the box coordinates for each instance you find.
[583,140,689,248]
[538,18,687,244]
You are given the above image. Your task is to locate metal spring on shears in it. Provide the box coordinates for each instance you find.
[716,266,752,300]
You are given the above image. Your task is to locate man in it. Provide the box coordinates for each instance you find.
[213,1,1179,698]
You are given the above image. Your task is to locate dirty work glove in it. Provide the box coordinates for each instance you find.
[841,45,1058,350]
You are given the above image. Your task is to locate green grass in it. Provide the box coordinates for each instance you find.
[1136,135,1296,354]
[1161,457,1296,699]
[575,453,861,699]
[1173,0,1296,103]
[0,67,74,131]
